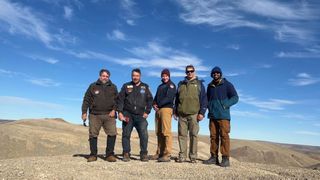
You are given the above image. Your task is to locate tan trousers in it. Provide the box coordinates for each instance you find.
[209,119,230,157]
[155,108,173,156]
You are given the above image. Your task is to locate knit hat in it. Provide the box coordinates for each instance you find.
[161,68,170,78]
[211,66,222,78]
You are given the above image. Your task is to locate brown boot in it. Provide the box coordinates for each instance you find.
[87,155,97,162]
[105,155,117,162]
[149,153,160,160]
[123,153,130,162]
[158,154,170,162]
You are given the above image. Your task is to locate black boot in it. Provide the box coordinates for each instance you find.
[106,135,116,157]
[88,137,98,162]
[105,135,117,162]
[220,156,230,167]
[203,155,219,165]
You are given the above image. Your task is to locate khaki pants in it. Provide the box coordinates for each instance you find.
[89,114,117,138]
[155,108,173,156]
[178,114,199,160]
[209,119,230,157]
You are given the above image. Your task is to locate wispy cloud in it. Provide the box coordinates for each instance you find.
[0,0,52,45]
[176,0,319,45]
[295,131,320,136]
[0,96,64,110]
[27,78,61,87]
[147,71,207,78]
[226,44,240,50]
[120,0,139,25]
[239,93,296,111]
[277,45,320,59]
[65,41,209,73]
[107,29,127,41]
[63,6,73,20]
[0,0,77,48]
[288,73,320,86]
[0,68,61,87]
[27,55,59,64]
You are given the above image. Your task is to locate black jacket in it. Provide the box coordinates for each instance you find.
[153,80,176,109]
[117,81,153,115]
[82,79,118,115]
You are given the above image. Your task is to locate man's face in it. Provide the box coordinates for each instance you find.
[99,72,109,84]
[186,68,195,79]
[161,74,169,83]
[132,71,141,84]
[213,72,221,81]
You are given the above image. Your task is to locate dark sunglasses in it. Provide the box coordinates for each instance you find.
[186,70,195,74]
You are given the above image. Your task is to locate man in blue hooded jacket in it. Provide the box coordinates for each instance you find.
[203,66,238,167]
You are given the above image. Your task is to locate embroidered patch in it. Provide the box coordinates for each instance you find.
[127,85,133,88]
[140,89,145,94]
[170,84,174,88]
[141,86,146,89]
[94,90,100,95]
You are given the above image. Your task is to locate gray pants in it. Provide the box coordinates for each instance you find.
[178,114,199,160]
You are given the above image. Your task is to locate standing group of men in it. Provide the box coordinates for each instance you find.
[81,65,238,167]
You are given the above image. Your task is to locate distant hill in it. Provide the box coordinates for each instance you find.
[0,118,319,169]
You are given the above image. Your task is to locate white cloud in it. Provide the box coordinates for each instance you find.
[63,6,73,20]
[107,29,127,41]
[66,41,209,72]
[27,78,61,87]
[239,93,296,111]
[295,131,320,136]
[120,0,139,25]
[27,55,59,64]
[0,96,64,110]
[227,44,240,50]
[147,71,207,78]
[0,0,52,45]
[288,73,320,86]
[277,45,320,59]
[176,0,319,45]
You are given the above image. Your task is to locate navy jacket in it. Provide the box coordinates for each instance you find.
[207,78,238,120]
[153,80,176,109]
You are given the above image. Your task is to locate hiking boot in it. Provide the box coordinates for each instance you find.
[190,159,197,163]
[149,153,160,160]
[87,155,97,162]
[141,154,149,162]
[123,153,130,162]
[203,155,219,165]
[105,155,117,162]
[158,154,170,162]
[220,156,230,167]
[175,156,186,163]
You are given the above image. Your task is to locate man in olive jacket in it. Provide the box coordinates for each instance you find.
[174,65,208,163]
[82,69,118,162]
[203,66,238,167]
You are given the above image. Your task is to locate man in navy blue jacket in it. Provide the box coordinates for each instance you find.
[150,69,176,162]
[203,66,238,167]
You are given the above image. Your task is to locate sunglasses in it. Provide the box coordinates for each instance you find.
[186,70,195,74]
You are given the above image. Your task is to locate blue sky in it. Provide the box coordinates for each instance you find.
[0,0,320,146]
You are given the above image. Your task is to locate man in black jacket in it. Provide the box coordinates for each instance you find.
[117,68,153,162]
[81,69,118,162]
[150,69,176,162]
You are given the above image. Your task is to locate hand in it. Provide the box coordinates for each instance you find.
[81,113,87,121]
[173,114,178,121]
[153,104,159,112]
[109,110,115,118]
[143,113,148,119]
[197,114,204,121]
[118,112,125,121]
